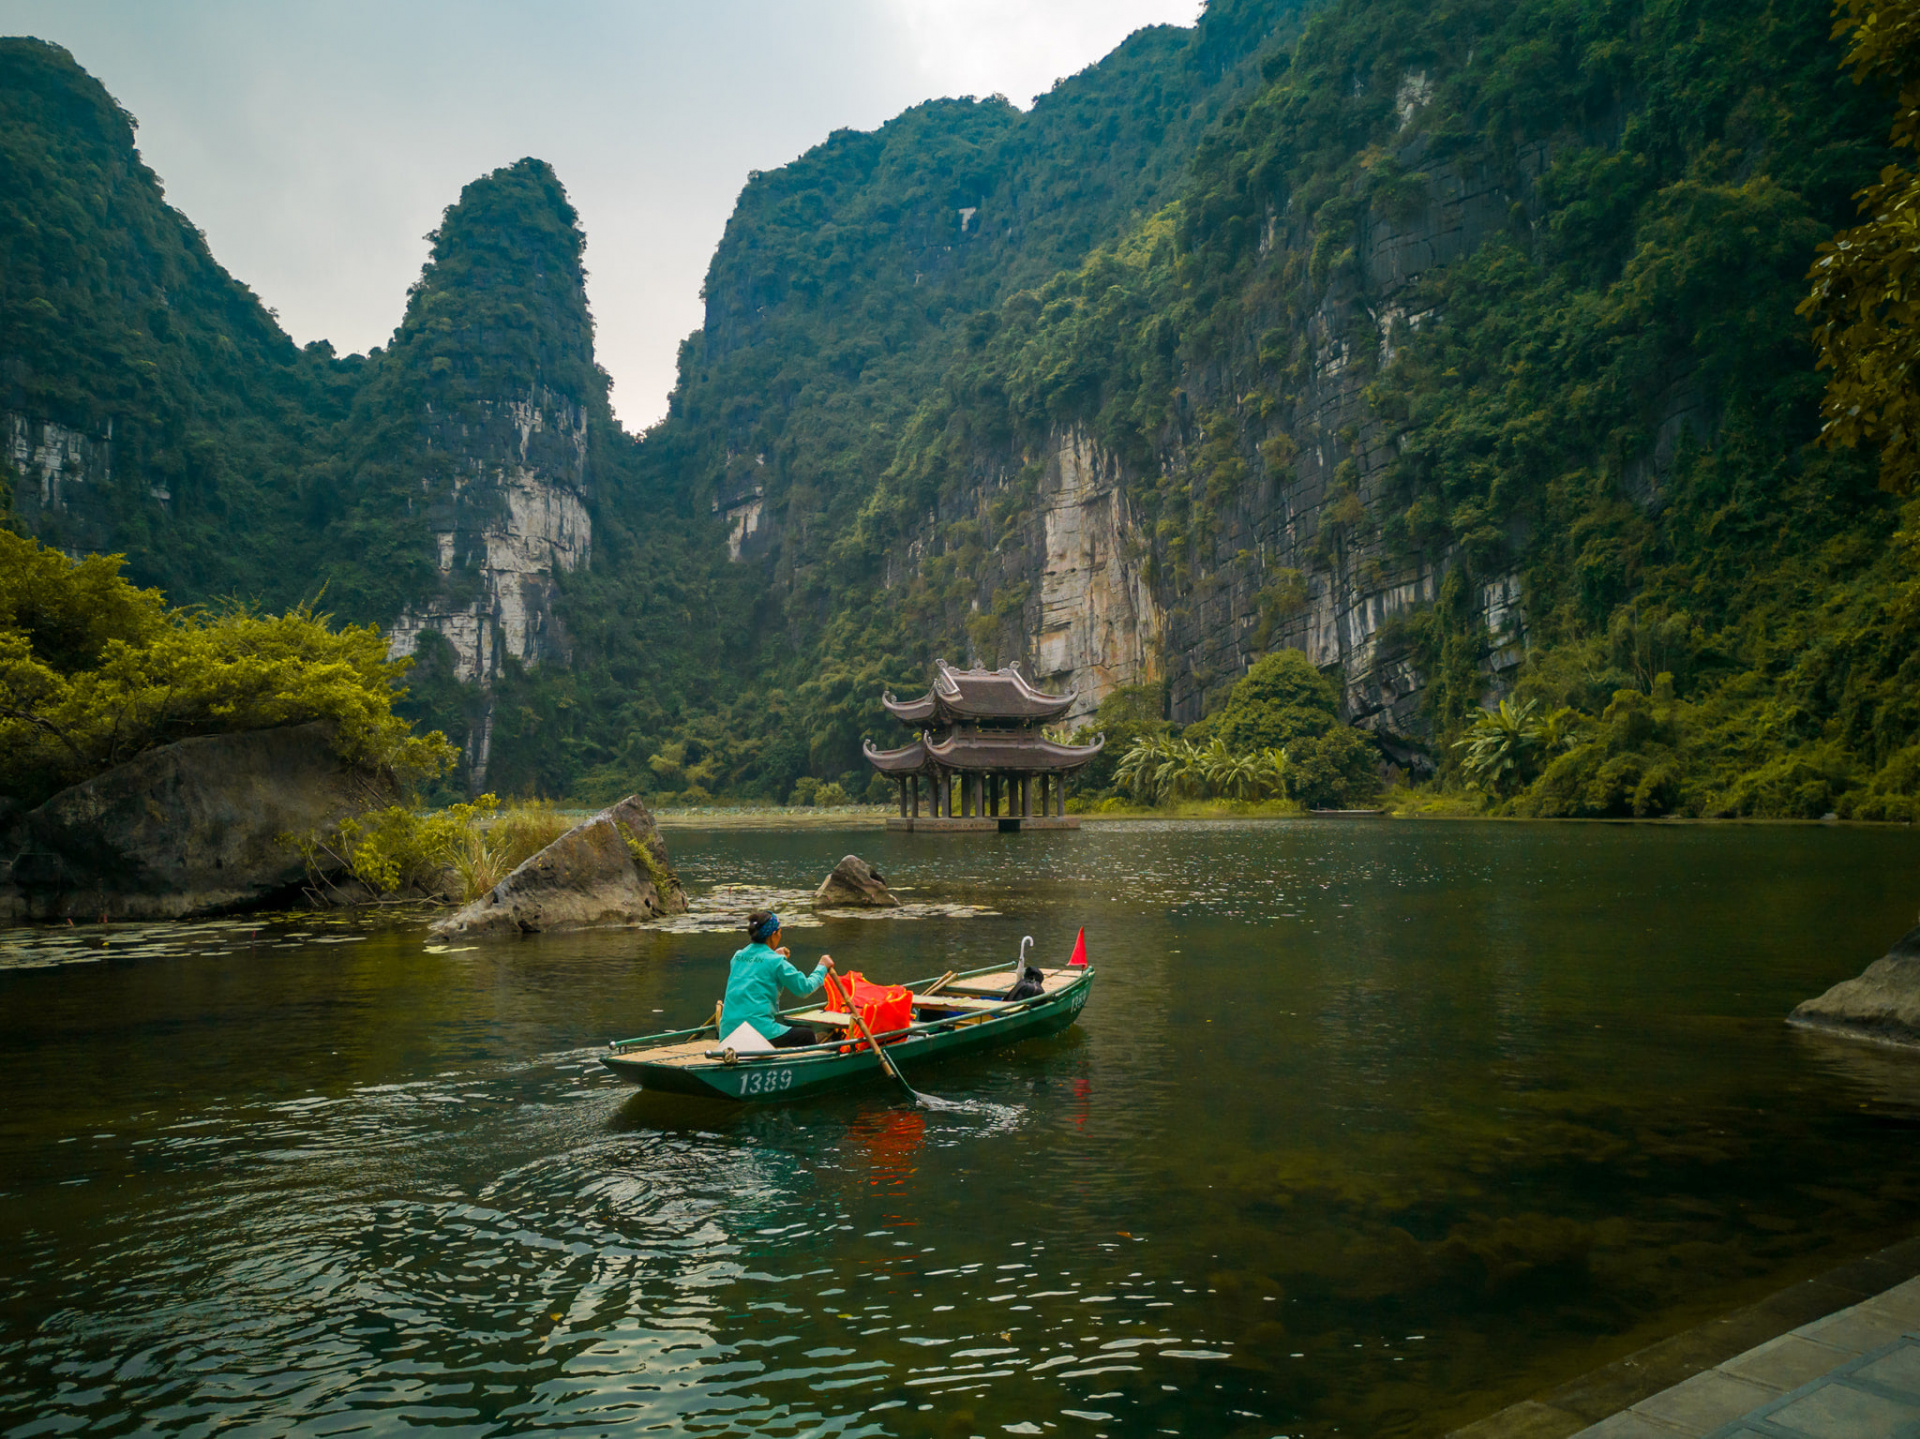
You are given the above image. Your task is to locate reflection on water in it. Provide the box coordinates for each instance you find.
[4,821,1920,1436]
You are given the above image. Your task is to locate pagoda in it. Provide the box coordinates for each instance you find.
[864,659,1104,831]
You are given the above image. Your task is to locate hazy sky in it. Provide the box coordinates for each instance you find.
[0,1,1203,428]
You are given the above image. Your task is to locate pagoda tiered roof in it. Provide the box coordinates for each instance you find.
[862,731,1104,776]
[881,659,1077,728]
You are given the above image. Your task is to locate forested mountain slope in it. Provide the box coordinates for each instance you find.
[645,0,1918,819]
[0,39,353,598]
[5,0,1917,819]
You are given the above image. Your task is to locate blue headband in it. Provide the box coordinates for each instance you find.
[752,913,781,942]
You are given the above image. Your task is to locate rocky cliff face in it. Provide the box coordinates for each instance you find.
[385,384,592,684]
[868,141,1546,753]
[4,414,117,525]
[356,159,607,784]
[0,721,391,920]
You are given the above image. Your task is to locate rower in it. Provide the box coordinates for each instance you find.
[722,910,836,1049]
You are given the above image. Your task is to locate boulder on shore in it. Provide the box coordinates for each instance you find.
[430,795,686,938]
[814,854,899,909]
[0,721,392,921]
[1789,925,1920,1045]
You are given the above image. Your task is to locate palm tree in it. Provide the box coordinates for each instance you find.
[1116,734,1168,799]
[1200,737,1264,798]
[1155,738,1206,800]
[1454,696,1540,791]
[1254,746,1291,799]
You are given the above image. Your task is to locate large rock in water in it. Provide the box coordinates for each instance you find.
[814,854,899,908]
[429,795,686,937]
[0,721,391,920]
[1790,925,1920,1045]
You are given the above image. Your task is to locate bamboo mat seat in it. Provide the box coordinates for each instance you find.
[611,1038,718,1068]
[942,970,1080,997]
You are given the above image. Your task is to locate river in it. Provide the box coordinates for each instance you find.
[4,819,1920,1437]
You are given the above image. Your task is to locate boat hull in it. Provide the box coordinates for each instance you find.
[601,968,1092,1102]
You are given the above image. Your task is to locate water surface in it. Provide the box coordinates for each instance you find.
[5,820,1920,1437]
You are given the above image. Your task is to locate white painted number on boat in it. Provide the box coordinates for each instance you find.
[741,1067,792,1094]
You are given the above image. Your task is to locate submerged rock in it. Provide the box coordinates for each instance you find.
[429,795,686,938]
[1789,925,1920,1045]
[0,721,391,921]
[814,854,899,909]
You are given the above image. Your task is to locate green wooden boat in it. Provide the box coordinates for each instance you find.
[600,961,1094,1101]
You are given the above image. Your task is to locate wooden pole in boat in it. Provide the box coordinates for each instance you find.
[826,971,922,1104]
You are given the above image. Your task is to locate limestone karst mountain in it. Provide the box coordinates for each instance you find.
[338,159,609,787]
[6,0,1920,818]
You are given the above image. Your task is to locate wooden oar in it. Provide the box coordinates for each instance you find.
[826,971,928,1106]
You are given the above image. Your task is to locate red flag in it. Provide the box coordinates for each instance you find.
[1068,927,1088,967]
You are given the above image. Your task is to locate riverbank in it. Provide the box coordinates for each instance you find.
[1451,1233,1920,1438]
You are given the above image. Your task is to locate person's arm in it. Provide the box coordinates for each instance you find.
[777,955,832,996]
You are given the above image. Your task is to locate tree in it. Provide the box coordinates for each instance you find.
[1455,697,1541,792]
[1802,0,1920,491]
[1211,649,1344,751]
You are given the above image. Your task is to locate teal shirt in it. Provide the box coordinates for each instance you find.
[722,942,827,1040]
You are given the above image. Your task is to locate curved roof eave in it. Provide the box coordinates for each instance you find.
[862,737,930,773]
[920,731,1105,773]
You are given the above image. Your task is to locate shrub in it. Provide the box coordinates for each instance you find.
[1286,725,1382,808]
[1074,683,1169,793]
[328,796,494,898]
[306,795,573,901]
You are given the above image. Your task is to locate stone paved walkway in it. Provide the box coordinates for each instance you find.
[1574,1277,1920,1438]
[1450,1237,1920,1439]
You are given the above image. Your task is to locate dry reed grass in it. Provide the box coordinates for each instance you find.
[450,801,572,901]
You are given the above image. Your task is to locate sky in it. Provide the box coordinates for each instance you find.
[0,0,1204,429]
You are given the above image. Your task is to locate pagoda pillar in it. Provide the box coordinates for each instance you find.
[911,775,921,819]
[1057,776,1066,817]
[897,776,908,818]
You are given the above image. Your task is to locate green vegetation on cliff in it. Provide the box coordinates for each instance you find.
[728,0,1917,819]
[0,38,356,599]
[9,0,1920,820]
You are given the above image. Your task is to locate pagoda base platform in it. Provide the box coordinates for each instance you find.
[886,816,1079,833]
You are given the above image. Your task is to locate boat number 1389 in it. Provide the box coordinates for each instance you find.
[740,1068,792,1094]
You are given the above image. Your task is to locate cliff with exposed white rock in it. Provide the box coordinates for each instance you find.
[840,132,1557,760]
[385,385,592,685]
[346,158,609,785]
